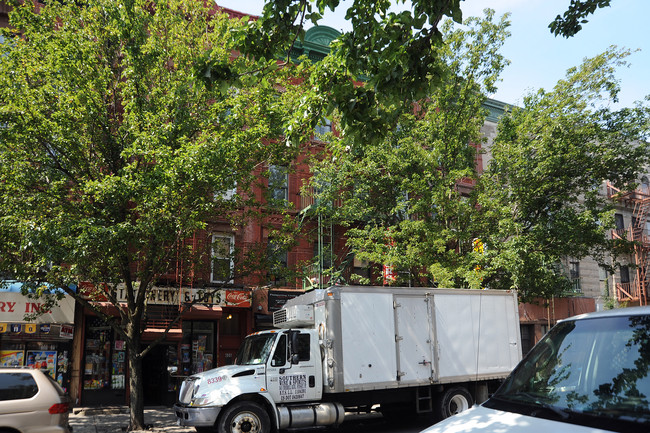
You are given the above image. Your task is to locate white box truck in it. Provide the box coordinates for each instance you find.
[174,286,522,433]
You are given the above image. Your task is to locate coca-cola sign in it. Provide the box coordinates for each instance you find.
[225,290,251,307]
[183,288,251,308]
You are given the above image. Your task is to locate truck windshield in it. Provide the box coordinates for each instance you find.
[235,334,277,365]
[486,314,650,432]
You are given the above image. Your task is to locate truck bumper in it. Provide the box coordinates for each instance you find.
[174,403,222,427]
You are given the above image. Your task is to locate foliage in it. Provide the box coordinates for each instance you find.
[0,0,305,428]
[477,46,650,301]
[308,10,511,288]
[549,0,612,37]
[235,0,464,145]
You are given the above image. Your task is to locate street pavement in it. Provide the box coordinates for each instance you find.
[70,406,193,433]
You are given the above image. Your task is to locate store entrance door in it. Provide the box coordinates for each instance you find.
[142,344,174,406]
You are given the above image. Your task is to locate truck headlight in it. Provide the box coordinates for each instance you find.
[190,396,214,407]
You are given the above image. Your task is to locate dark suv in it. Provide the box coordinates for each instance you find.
[0,367,72,433]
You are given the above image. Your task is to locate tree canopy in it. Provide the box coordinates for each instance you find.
[308,9,511,287]
[478,46,650,301]
[310,13,650,300]
[0,0,307,428]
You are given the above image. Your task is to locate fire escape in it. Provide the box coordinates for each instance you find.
[607,182,650,306]
[146,235,200,332]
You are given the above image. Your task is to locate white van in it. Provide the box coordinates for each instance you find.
[420,307,650,433]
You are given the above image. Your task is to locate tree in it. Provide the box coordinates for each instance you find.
[236,0,465,146]
[307,10,511,287]
[477,46,650,301]
[0,0,307,429]
[549,0,612,37]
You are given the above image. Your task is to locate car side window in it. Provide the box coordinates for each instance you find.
[0,372,38,401]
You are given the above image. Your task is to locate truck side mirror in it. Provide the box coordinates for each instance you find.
[291,354,300,365]
[167,366,178,375]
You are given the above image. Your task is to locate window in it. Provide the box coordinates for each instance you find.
[271,335,287,367]
[211,233,234,283]
[352,255,370,282]
[642,176,650,194]
[620,265,630,284]
[614,213,625,230]
[295,333,310,362]
[599,266,608,281]
[315,118,332,136]
[215,181,237,201]
[0,373,38,401]
[569,261,581,292]
[268,241,288,285]
[268,165,288,201]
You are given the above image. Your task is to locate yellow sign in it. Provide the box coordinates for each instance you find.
[0,323,6,333]
[473,238,484,254]
[24,324,37,334]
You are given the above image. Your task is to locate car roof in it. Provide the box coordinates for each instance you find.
[561,305,650,323]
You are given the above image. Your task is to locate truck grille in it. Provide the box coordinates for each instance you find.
[178,377,199,404]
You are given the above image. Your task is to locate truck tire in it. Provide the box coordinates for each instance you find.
[437,387,473,419]
[217,401,270,433]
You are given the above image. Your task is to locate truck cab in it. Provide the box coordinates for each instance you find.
[174,328,334,433]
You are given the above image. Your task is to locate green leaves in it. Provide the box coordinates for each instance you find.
[549,0,612,37]
[239,0,465,145]
[310,10,510,288]
[478,46,650,300]
[0,0,305,296]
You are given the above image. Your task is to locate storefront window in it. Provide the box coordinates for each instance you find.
[1,341,72,394]
[181,321,214,375]
[83,317,126,394]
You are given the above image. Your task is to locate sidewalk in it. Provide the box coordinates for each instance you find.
[70,406,194,433]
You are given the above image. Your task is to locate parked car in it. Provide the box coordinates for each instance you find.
[420,306,650,433]
[0,366,72,433]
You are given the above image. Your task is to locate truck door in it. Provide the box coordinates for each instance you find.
[394,295,437,383]
[266,330,322,403]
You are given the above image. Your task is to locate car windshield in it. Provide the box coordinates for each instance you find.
[234,334,277,365]
[489,314,650,429]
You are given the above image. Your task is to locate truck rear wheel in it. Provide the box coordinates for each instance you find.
[437,387,473,419]
[218,401,270,433]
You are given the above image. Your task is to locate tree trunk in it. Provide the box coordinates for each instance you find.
[128,336,145,431]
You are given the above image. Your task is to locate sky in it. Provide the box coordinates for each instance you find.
[213,0,648,109]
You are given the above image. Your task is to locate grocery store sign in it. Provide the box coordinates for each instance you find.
[111,286,251,308]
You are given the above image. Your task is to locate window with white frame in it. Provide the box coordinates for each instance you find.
[211,233,234,284]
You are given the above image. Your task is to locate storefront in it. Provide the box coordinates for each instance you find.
[77,286,253,406]
[0,287,76,394]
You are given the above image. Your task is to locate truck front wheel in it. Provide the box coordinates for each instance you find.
[437,387,473,419]
[218,401,270,433]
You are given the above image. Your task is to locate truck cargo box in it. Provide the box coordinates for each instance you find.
[276,286,521,393]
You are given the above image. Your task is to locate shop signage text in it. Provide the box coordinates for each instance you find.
[110,287,251,307]
[0,293,75,323]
